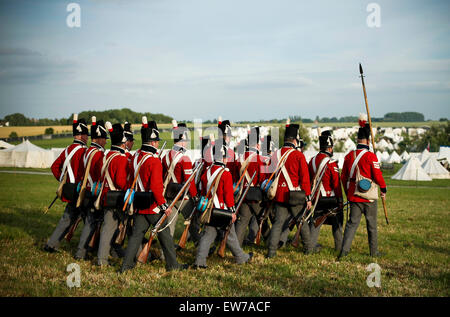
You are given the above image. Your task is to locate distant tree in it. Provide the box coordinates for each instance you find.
[4,113,29,126]
[384,112,425,122]
[45,127,54,135]
[9,131,18,138]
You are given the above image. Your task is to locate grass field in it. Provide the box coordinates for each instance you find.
[0,164,449,297]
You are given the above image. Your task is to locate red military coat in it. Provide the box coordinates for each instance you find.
[269,145,311,203]
[133,145,167,214]
[308,152,342,200]
[101,146,130,205]
[82,143,105,190]
[341,144,386,203]
[51,140,87,183]
[161,146,197,197]
[236,148,266,187]
[200,163,234,210]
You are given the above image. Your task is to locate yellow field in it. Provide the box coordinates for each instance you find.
[0,126,73,138]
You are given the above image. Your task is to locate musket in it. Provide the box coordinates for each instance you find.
[291,158,329,247]
[255,201,272,245]
[359,63,389,225]
[88,222,101,248]
[218,171,257,258]
[314,202,349,228]
[177,204,197,249]
[137,162,204,263]
[158,141,167,158]
[44,195,58,214]
[65,216,82,242]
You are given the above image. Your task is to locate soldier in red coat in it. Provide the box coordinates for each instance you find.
[44,114,88,253]
[308,131,344,254]
[75,116,108,260]
[124,122,135,165]
[339,117,387,259]
[161,120,199,240]
[218,117,239,182]
[234,126,266,246]
[193,143,253,268]
[266,123,312,258]
[121,117,187,272]
[96,122,130,266]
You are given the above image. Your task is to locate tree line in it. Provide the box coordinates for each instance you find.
[0,108,173,126]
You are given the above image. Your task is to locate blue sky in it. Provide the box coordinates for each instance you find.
[0,0,449,121]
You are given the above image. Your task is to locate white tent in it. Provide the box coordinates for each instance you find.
[381,151,390,163]
[437,146,450,162]
[0,140,14,149]
[418,149,430,163]
[377,139,390,151]
[400,151,410,162]
[376,150,383,163]
[391,157,432,181]
[387,151,402,164]
[343,139,356,152]
[421,157,450,179]
[0,140,54,168]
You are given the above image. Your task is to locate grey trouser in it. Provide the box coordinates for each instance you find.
[268,203,312,255]
[235,201,263,246]
[341,201,378,255]
[75,207,103,258]
[166,198,201,243]
[121,213,181,271]
[97,208,119,265]
[46,203,80,249]
[194,224,250,267]
[309,211,343,252]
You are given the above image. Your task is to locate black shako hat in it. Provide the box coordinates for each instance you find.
[217,116,232,137]
[319,130,334,149]
[106,122,127,146]
[357,113,371,140]
[284,122,300,141]
[172,120,189,143]
[72,113,89,136]
[90,116,108,139]
[247,126,260,147]
[141,116,160,143]
[124,122,134,141]
[261,135,272,155]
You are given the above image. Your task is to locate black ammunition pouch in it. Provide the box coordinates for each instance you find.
[104,190,125,209]
[62,183,78,203]
[208,208,233,229]
[165,182,184,200]
[133,192,155,210]
[315,197,339,212]
[288,190,306,206]
[81,191,95,209]
[245,187,263,202]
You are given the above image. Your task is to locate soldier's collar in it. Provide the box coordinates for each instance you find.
[283,142,296,149]
[173,144,186,153]
[73,139,86,146]
[141,144,158,154]
[111,145,125,154]
[248,147,259,154]
[320,150,333,157]
[357,144,370,151]
[213,162,226,168]
[91,142,104,151]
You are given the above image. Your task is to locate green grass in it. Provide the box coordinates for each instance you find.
[0,169,449,297]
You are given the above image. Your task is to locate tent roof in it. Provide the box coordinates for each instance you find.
[421,157,450,178]
[3,140,48,152]
[391,157,432,181]
[0,140,14,149]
